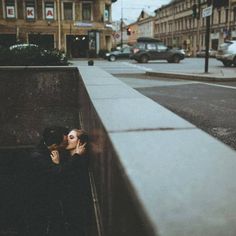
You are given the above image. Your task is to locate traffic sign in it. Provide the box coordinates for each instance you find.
[202,5,212,18]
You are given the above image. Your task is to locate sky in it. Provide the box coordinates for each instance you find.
[112,0,171,23]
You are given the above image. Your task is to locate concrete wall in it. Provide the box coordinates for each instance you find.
[78,66,236,236]
[0,66,236,236]
[0,67,80,147]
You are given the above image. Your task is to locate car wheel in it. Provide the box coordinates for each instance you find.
[109,55,116,62]
[233,57,236,66]
[172,55,180,63]
[140,55,148,63]
[222,61,232,67]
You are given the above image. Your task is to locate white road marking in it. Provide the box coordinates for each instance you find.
[198,82,236,90]
[122,62,153,72]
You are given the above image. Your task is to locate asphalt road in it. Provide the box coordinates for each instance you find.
[116,73,236,151]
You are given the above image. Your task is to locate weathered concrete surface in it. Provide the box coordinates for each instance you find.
[78,65,236,236]
[0,67,80,146]
[1,65,236,236]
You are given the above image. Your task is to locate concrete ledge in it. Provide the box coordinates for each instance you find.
[146,71,236,82]
[78,66,236,236]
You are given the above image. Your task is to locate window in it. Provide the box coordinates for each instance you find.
[5,0,16,19]
[104,4,110,22]
[82,2,91,21]
[225,8,228,24]
[25,0,35,20]
[64,2,73,20]
[147,43,156,50]
[233,7,236,22]
[218,9,221,24]
[157,44,167,52]
[45,1,54,20]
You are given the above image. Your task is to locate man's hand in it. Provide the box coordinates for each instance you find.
[51,150,60,164]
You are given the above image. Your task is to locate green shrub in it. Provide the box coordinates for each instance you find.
[0,45,68,66]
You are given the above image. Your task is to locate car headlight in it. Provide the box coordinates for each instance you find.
[105,53,110,56]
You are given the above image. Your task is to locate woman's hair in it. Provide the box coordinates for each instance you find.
[72,129,89,144]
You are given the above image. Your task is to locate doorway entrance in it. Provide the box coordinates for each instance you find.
[66,35,89,58]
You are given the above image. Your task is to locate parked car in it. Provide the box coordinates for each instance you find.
[216,40,236,67]
[105,47,131,61]
[129,37,185,63]
[196,49,217,58]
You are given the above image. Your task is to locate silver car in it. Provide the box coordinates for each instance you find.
[216,40,236,67]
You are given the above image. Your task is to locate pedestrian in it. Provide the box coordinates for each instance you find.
[62,129,91,236]
[28,126,82,236]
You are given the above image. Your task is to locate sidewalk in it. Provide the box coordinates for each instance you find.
[146,60,236,82]
[69,58,236,82]
[146,70,236,82]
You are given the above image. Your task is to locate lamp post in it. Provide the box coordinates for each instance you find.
[57,0,61,50]
[204,0,212,73]
[120,0,123,50]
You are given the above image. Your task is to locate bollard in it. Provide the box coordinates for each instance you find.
[88,60,94,66]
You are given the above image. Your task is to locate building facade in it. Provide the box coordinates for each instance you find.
[113,11,154,48]
[154,0,236,56]
[137,11,154,40]
[0,0,116,57]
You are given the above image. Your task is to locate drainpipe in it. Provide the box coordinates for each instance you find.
[57,0,61,50]
[227,0,231,39]
[196,0,201,54]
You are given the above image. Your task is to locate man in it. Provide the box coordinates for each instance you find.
[27,126,70,236]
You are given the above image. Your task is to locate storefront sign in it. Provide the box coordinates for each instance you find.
[26,7,35,19]
[105,24,112,28]
[104,9,109,22]
[6,6,15,18]
[74,22,93,27]
[45,7,54,19]
[202,6,212,18]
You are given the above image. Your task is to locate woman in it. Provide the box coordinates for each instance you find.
[62,129,91,236]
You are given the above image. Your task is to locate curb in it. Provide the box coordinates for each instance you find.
[146,71,236,82]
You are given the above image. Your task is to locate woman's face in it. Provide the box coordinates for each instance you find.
[66,130,79,150]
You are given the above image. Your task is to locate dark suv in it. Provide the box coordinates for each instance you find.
[130,37,185,63]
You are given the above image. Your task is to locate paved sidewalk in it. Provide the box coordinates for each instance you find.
[69,58,236,82]
[146,59,236,82]
[146,70,236,82]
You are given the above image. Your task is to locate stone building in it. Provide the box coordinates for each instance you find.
[116,11,154,47]
[154,0,236,56]
[0,0,116,57]
[137,10,155,40]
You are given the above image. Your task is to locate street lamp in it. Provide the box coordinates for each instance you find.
[120,0,123,49]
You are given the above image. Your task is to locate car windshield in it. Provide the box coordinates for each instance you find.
[123,47,130,53]
[157,44,167,51]
[134,43,146,50]
[147,43,156,50]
